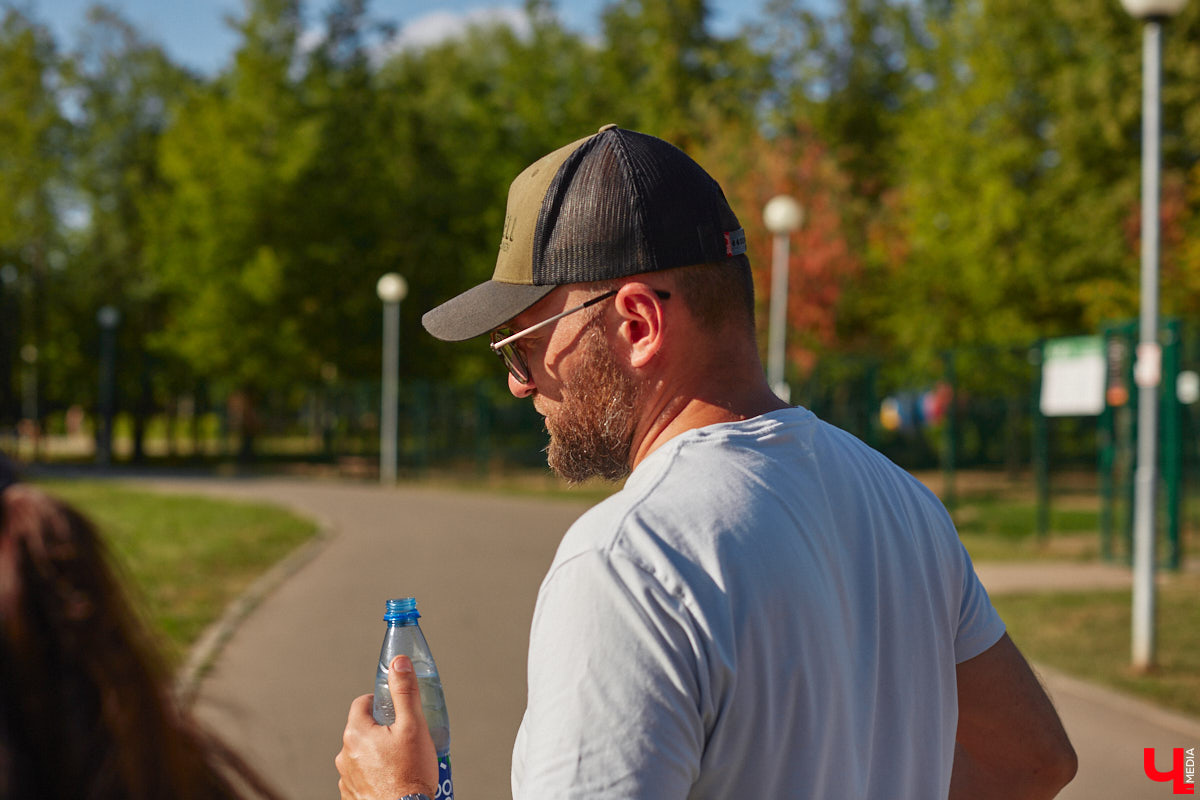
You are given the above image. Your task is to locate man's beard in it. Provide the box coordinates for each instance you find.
[543,319,640,484]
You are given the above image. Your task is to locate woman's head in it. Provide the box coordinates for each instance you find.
[0,483,279,800]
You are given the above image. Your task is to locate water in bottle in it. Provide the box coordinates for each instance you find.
[372,597,453,799]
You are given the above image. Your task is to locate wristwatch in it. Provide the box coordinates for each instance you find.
[397,795,432,800]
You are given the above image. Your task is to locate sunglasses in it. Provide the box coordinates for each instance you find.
[489,288,669,384]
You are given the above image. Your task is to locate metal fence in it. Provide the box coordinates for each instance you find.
[3,324,1198,567]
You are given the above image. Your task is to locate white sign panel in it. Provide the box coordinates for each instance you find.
[1040,336,1105,417]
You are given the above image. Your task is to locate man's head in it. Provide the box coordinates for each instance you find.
[422,125,760,481]
[422,124,750,342]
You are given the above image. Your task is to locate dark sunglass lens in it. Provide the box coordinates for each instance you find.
[506,347,530,384]
[494,343,529,384]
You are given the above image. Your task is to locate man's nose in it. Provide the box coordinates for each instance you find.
[508,371,535,398]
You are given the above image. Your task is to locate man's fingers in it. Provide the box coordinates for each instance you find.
[385,655,439,795]
[335,658,438,800]
[387,655,429,730]
[346,693,374,725]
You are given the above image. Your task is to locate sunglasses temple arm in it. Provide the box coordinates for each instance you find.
[490,313,562,351]
[581,290,618,308]
[489,291,617,352]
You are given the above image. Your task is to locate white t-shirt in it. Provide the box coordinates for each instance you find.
[512,407,1005,799]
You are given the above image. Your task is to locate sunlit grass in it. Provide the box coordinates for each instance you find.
[37,480,318,668]
[994,573,1200,718]
[953,495,1102,561]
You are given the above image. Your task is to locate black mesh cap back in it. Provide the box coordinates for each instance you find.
[531,128,742,285]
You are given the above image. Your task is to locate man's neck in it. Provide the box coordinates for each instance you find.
[629,374,790,472]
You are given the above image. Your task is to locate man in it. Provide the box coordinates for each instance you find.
[337,124,1077,799]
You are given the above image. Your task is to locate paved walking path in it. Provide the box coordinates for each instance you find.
[128,475,1197,800]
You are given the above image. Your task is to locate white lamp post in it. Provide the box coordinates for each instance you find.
[763,195,805,402]
[1121,0,1187,672]
[377,273,408,485]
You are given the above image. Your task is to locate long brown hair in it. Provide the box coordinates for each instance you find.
[0,484,282,800]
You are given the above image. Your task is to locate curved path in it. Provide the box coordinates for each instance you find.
[135,476,1197,800]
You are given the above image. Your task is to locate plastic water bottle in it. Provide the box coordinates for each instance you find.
[372,597,453,800]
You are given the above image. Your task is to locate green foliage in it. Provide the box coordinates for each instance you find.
[890,2,1053,363]
[149,0,318,399]
[56,7,198,438]
[598,0,770,148]
[0,9,68,401]
[0,10,64,255]
[882,0,1182,382]
[760,0,917,195]
[4,0,1200,451]
[374,9,625,381]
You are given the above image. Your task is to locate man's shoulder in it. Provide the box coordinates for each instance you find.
[549,414,803,564]
[551,480,661,565]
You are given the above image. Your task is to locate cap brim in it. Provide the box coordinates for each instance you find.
[421,280,556,342]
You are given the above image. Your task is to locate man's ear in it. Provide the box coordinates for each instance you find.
[613,282,666,368]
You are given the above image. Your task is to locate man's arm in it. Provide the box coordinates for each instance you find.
[335,655,439,800]
[950,633,1078,800]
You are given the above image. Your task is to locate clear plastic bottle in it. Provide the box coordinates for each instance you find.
[372,597,453,799]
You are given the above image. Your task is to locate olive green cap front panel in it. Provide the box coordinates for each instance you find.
[493,132,594,285]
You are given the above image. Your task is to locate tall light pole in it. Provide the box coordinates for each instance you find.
[763,195,804,402]
[377,273,408,485]
[1121,0,1188,672]
[96,305,121,466]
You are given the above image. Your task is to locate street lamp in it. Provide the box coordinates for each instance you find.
[376,273,408,485]
[763,195,805,402]
[96,305,120,466]
[1121,0,1188,672]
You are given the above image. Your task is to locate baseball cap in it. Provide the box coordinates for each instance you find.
[421,124,746,342]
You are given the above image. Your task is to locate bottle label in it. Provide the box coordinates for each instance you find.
[435,755,453,799]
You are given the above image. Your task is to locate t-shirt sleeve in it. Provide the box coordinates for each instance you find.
[512,549,704,799]
[952,542,1007,663]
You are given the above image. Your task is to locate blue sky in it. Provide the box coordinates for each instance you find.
[28,0,771,74]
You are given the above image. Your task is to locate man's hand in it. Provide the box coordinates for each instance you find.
[336,655,439,800]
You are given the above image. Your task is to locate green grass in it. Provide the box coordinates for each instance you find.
[953,495,1098,539]
[948,491,1103,561]
[38,480,318,667]
[993,573,1200,718]
[950,496,1099,561]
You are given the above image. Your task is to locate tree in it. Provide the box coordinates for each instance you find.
[373,3,622,382]
[880,0,1200,389]
[63,4,198,458]
[750,0,921,375]
[279,0,401,382]
[0,9,69,429]
[702,123,861,376]
[597,0,770,150]
[758,0,918,198]
[149,0,319,457]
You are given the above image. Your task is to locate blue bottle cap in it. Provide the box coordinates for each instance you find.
[384,597,420,622]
